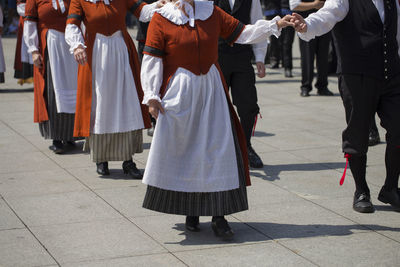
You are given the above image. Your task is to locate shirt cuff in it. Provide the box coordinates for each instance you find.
[297,21,316,41]
[270,16,281,38]
[142,93,162,105]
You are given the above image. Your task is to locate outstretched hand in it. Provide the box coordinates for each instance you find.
[276,15,296,29]
[291,13,307,33]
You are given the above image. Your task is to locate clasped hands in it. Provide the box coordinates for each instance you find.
[276,13,307,33]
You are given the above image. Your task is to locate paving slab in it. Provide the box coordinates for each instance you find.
[63,253,186,267]
[173,242,315,267]
[30,218,166,264]
[280,232,400,267]
[0,228,56,267]
[6,190,122,227]
[0,198,24,230]
[0,169,87,198]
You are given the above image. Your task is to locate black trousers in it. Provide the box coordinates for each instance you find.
[298,32,331,92]
[265,15,295,69]
[218,52,259,147]
[339,73,400,192]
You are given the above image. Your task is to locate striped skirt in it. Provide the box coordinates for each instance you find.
[39,59,75,141]
[142,119,248,216]
[84,130,143,163]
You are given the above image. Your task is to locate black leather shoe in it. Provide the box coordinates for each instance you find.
[368,129,380,146]
[353,192,375,213]
[378,187,400,211]
[122,160,143,179]
[300,89,310,97]
[284,68,293,78]
[317,88,334,96]
[185,216,200,232]
[211,217,234,240]
[49,140,64,154]
[96,162,110,175]
[248,146,263,168]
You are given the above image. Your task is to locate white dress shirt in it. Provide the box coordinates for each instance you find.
[228,0,268,62]
[296,0,400,56]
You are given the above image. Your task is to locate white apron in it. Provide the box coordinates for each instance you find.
[142,65,240,193]
[47,29,78,113]
[90,31,145,134]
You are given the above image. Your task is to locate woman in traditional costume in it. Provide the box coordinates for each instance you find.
[24,0,78,154]
[65,0,157,178]
[140,0,293,239]
[14,0,34,85]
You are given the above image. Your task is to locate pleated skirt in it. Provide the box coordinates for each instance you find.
[39,59,75,141]
[84,130,143,163]
[142,117,248,216]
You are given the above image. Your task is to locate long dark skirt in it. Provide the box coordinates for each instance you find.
[142,117,248,216]
[38,58,75,141]
[14,62,33,80]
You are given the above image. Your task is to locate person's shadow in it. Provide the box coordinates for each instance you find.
[165,221,400,245]
[250,162,345,182]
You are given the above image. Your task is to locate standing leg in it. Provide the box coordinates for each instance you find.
[376,75,400,210]
[338,74,379,213]
[368,116,381,146]
[299,37,316,96]
[281,26,295,78]
[315,32,334,96]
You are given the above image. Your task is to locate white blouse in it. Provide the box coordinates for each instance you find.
[141,1,281,104]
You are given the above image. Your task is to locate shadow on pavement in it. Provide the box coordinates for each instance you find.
[0,88,34,93]
[250,162,345,181]
[165,221,400,245]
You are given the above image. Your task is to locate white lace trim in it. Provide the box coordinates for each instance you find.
[156,0,214,27]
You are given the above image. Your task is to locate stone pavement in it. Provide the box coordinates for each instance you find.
[0,30,399,267]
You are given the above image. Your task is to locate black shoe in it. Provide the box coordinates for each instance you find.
[300,89,310,97]
[284,68,293,78]
[248,146,263,168]
[64,140,76,146]
[378,187,400,211]
[353,192,375,213]
[185,216,200,232]
[49,140,64,154]
[317,88,334,96]
[211,217,234,240]
[96,162,110,175]
[122,160,143,179]
[368,129,380,146]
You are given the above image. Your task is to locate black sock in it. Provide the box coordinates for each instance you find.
[349,154,369,195]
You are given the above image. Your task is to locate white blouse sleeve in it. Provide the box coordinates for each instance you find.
[139,2,159,22]
[23,20,39,53]
[250,0,268,62]
[236,16,281,45]
[65,24,86,54]
[141,54,163,105]
[17,3,26,16]
[298,0,349,41]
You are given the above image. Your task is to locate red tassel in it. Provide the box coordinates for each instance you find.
[252,113,260,136]
[340,154,351,186]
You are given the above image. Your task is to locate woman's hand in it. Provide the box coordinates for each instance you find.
[276,15,295,30]
[291,13,308,33]
[313,0,325,10]
[74,45,87,65]
[148,99,165,119]
[256,62,266,78]
[32,51,43,68]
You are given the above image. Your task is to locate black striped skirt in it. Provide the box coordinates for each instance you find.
[84,130,143,163]
[142,119,248,216]
[39,59,75,141]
